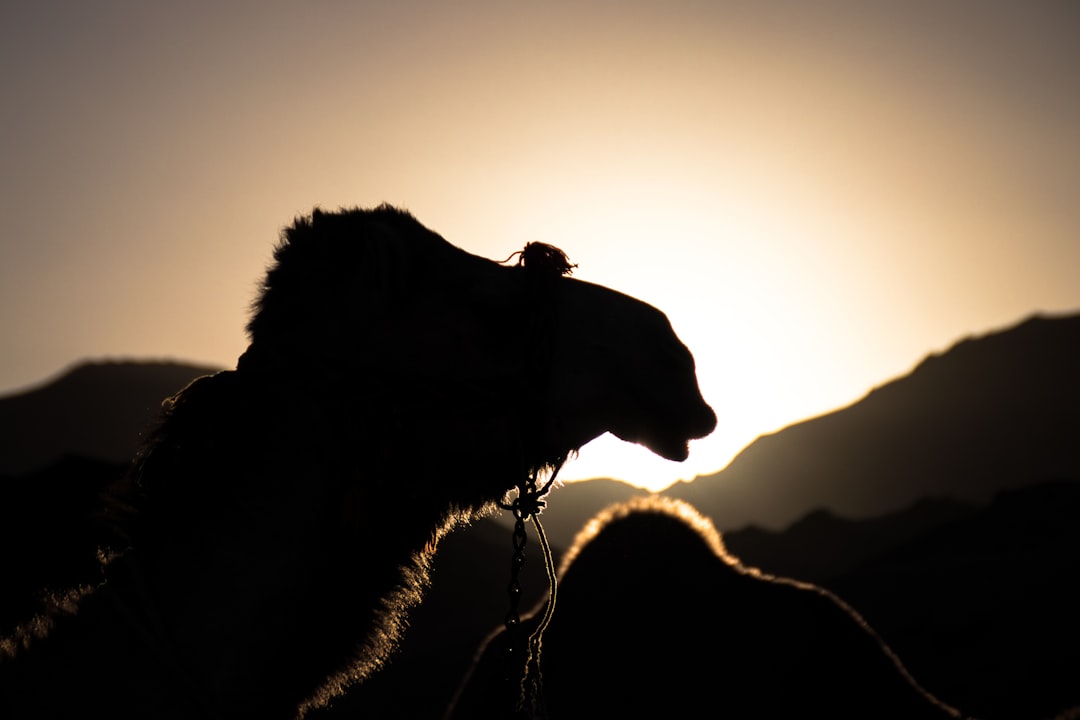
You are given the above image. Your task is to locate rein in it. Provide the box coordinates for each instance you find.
[500,460,563,718]
[498,241,577,718]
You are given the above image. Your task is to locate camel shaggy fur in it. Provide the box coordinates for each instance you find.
[0,205,715,719]
[447,495,971,719]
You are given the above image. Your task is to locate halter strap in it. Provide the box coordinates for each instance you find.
[498,241,577,718]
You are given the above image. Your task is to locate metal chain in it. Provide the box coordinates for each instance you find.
[504,490,529,640]
[502,462,562,719]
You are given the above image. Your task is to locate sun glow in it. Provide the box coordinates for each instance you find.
[502,184,855,493]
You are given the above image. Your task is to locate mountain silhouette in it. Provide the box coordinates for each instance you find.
[824,479,1080,720]
[722,495,979,583]
[666,312,1080,532]
[0,360,221,475]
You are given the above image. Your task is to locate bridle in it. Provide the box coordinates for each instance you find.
[498,242,577,718]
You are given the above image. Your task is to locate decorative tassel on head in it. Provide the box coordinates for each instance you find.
[503,242,577,278]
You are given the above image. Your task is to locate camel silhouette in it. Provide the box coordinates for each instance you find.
[447,495,971,720]
[0,205,715,719]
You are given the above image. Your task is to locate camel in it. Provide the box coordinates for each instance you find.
[0,205,716,719]
[447,495,972,720]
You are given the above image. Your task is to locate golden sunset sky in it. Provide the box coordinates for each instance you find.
[2,1,1078,492]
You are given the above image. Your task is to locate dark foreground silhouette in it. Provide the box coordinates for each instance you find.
[447,495,968,720]
[0,205,715,719]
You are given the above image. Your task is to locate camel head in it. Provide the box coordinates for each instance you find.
[233,204,714,518]
[544,279,716,463]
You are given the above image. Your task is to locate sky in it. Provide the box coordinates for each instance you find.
[2,1,1078,492]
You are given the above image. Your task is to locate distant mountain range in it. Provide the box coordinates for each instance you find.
[666,311,1080,532]
[0,360,222,475]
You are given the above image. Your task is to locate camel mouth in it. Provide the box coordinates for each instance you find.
[650,438,692,462]
[639,402,717,462]
[608,429,691,462]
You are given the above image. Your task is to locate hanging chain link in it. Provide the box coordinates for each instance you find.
[502,462,562,719]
